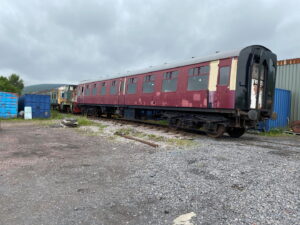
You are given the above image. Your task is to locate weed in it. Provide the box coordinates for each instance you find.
[166,138,196,147]
[114,128,135,136]
[77,117,94,126]
[147,134,165,142]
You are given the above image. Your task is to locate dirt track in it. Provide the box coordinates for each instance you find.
[0,121,299,225]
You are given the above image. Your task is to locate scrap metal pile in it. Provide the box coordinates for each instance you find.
[291,121,300,133]
[60,118,78,128]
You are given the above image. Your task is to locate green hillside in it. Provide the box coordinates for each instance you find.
[22,84,67,94]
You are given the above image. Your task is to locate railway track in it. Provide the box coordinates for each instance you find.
[87,115,205,138]
[90,116,300,153]
[60,112,300,148]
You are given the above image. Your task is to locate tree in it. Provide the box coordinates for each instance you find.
[8,74,24,92]
[0,74,24,95]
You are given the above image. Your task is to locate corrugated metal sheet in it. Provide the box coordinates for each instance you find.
[276,62,300,122]
[19,94,51,118]
[0,92,18,118]
[259,88,291,131]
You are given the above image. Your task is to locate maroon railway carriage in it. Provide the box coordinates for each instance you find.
[76,45,277,138]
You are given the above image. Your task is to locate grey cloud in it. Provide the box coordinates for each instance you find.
[0,0,299,85]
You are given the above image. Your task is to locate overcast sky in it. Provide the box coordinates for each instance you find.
[0,0,299,86]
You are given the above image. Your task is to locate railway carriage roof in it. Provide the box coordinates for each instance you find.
[80,48,242,85]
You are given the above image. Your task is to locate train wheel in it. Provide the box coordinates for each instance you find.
[227,128,245,138]
[207,125,225,138]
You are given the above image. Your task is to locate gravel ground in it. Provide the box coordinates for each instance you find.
[0,121,299,225]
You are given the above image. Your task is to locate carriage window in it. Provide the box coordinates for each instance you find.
[188,75,209,91]
[101,82,106,95]
[188,66,209,91]
[163,71,178,79]
[143,75,155,93]
[193,67,199,76]
[120,81,125,93]
[188,66,209,77]
[162,71,178,92]
[85,85,90,96]
[219,66,230,86]
[110,80,118,95]
[92,84,97,96]
[127,78,137,94]
[200,66,209,74]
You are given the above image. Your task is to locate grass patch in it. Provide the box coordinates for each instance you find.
[1,110,65,122]
[166,138,196,147]
[0,117,50,123]
[147,134,165,142]
[0,110,108,130]
[77,117,94,126]
[51,110,108,128]
[114,127,196,147]
[51,110,66,120]
[75,122,108,136]
[115,128,144,136]
[259,128,287,137]
[146,120,168,126]
[0,118,26,122]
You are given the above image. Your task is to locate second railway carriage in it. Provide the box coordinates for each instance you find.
[76,45,277,137]
[50,85,78,112]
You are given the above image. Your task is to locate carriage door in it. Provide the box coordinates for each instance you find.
[118,78,126,105]
[250,62,266,109]
[215,59,234,109]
